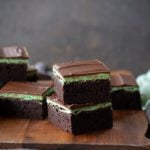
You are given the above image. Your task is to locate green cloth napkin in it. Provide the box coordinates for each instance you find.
[136,70,150,110]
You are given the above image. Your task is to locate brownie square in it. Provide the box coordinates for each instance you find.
[47,95,113,135]
[53,59,111,104]
[0,81,54,119]
[0,46,29,86]
[110,70,141,110]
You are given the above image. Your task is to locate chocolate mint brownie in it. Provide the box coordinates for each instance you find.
[111,70,141,110]
[0,81,54,119]
[47,94,113,135]
[53,60,111,104]
[0,46,29,86]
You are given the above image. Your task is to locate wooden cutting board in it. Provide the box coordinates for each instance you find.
[0,111,149,150]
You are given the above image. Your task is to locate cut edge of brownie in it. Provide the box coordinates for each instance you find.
[0,98,47,119]
[54,75,111,104]
[0,64,28,86]
[111,89,141,110]
[47,96,113,135]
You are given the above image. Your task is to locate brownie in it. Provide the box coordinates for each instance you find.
[47,94,113,135]
[0,81,54,119]
[53,59,111,104]
[0,46,29,86]
[26,65,38,82]
[111,70,141,110]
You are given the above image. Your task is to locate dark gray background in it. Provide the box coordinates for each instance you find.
[0,0,150,75]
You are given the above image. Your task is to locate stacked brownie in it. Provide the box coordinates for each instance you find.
[0,46,29,87]
[47,60,113,134]
[111,70,141,110]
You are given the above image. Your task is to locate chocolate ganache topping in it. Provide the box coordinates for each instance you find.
[0,81,49,96]
[0,46,29,59]
[111,70,137,87]
[53,59,110,77]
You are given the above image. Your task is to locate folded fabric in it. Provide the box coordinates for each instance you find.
[136,70,150,110]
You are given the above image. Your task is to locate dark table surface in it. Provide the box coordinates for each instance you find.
[0,110,149,149]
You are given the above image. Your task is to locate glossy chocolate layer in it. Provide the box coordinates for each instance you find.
[0,46,29,59]
[0,81,51,96]
[111,70,137,87]
[53,59,110,77]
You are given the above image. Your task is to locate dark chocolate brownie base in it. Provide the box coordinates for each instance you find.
[54,77,110,104]
[0,99,47,119]
[111,90,141,110]
[0,64,27,87]
[48,104,113,135]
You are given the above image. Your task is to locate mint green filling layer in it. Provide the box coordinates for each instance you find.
[64,73,110,83]
[47,97,112,115]
[53,69,110,84]
[0,93,43,100]
[111,86,139,92]
[72,102,112,115]
[0,88,54,101]
[0,58,29,64]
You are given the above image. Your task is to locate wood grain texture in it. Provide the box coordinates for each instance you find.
[0,111,149,149]
[0,118,29,148]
